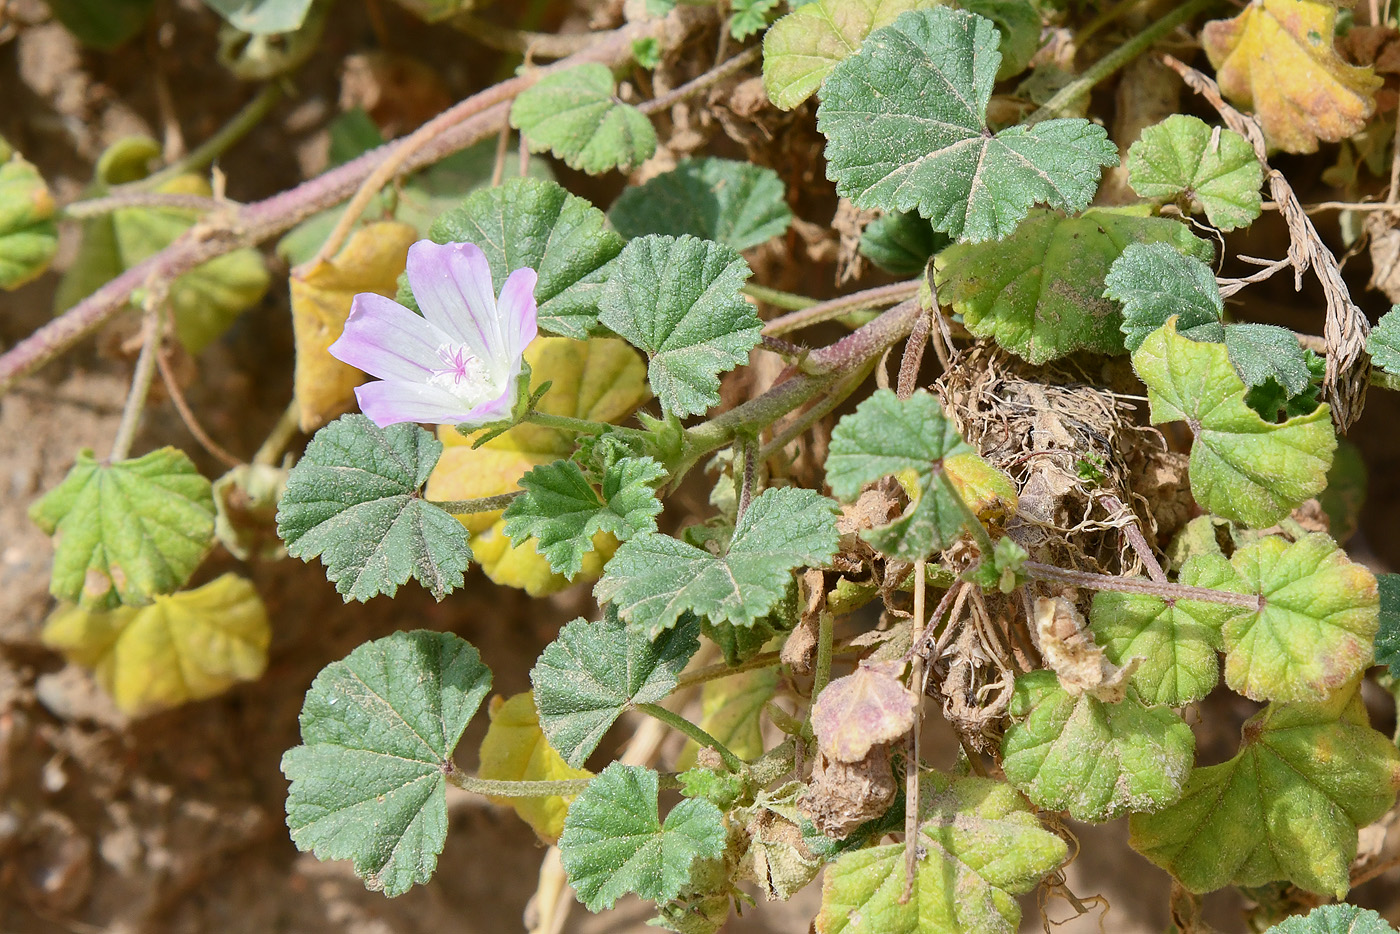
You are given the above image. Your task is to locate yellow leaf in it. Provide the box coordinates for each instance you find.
[1203,0,1382,154]
[477,692,592,843]
[41,573,270,716]
[426,336,649,581]
[290,220,418,432]
[473,521,617,597]
[944,451,1018,525]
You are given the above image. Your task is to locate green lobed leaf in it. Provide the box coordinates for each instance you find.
[1000,671,1195,822]
[509,64,657,176]
[281,630,492,897]
[1216,533,1379,703]
[275,415,472,602]
[595,487,839,637]
[0,148,58,290]
[959,0,1042,80]
[825,389,975,560]
[417,177,623,339]
[1376,574,1400,679]
[29,448,215,610]
[859,211,946,276]
[1263,905,1397,934]
[1224,323,1312,397]
[1086,555,1235,706]
[1129,688,1400,898]
[815,774,1068,934]
[596,234,761,417]
[608,157,793,252]
[1131,318,1336,528]
[558,762,727,912]
[1127,114,1264,231]
[935,207,1211,363]
[201,0,315,33]
[1367,305,1400,377]
[762,0,941,111]
[817,7,1118,243]
[731,0,782,38]
[1105,242,1225,353]
[530,608,700,767]
[503,456,664,579]
[1246,349,1325,422]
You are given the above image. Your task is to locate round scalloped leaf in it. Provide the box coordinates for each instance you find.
[509,64,656,176]
[816,773,1067,934]
[42,572,269,716]
[558,762,727,912]
[934,206,1211,363]
[596,234,760,418]
[1105,243,1224,353]
[1367,305,1400,378]
[1127,115,1264,231]
[29,447,215,610]
[608,157,792,252]
[1129,687,1400,898]
[1219,533,1378,703]
[1087,555,1235,706]
[1264,905,1396,934]
[1131,318,1335,528]
[1001,671,1195,822]
[817,7,1117,243]
[281,630,493,897]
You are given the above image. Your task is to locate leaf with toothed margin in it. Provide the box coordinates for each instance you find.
[280,630,493,897]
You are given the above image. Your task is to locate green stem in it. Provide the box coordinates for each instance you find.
[744,282,816,311]
[447,772,596,797]
[763,281,921,336]
[1023,561,1263,609]
[523,410,648,439]
[1027,0,1220,124]
[675,641,863,690]
[63,192,229,219]
[140,83,282,188]
[812,606,835,704]
[428,492,519,514]
[108,309,162,463]
[636,703,745,772]
[758,361,873,462]
[253,400,302,466]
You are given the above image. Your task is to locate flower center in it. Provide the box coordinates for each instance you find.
[428,344,494,401]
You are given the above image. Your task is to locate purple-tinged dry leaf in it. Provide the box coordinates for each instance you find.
[811,661,916,762]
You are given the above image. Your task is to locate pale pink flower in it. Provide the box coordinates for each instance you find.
[329,240,538,428]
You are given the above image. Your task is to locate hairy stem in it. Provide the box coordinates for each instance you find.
[447,772,596,797]
[108,310,163,463]
[1027,0,1219,124]
[637,46,761,115]
[427,492,519,514]
[139,83,283,188]
[1023,561,1262,610]
[675,641,862,691]
[812,603,836,704]
[63,192,230,218]
[762,281,921,336]
[744,282,815,312]
[636,703,744,772]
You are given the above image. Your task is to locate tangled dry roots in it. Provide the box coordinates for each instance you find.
[933,345,1191,578]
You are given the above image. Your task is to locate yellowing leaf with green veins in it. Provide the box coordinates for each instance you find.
[816,773,1067,934]
[42,573,269,715]
[1214,533,1378,703]
[426,337,650,531]
[1000,671,1194,822]
[30,447,215,610]
[0,146,58,290]
[761,0,942,111]
[1087,555,1235,706]
[1129,687,1400,898]
[55,137,270,354]
[477,692,592,843]
[679,665,780,769]
[509,64,656,176]
[1127,115,1264,231]
[1202,0,1383,155]
[934,206,1212,363]
[290,220,416,433]
[1131,318,1335,528]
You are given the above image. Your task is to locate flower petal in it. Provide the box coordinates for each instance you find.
[329,292,453,383]
[406,240,504,367]
[498,266,539,358]
[354,379,472,427]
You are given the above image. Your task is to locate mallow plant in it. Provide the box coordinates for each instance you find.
[13,1,1400,932]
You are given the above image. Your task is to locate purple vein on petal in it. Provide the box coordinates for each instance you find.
[497,267,540,357]
[329,292,455,383]
[354,380,479,428]
[407,241,504,369]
